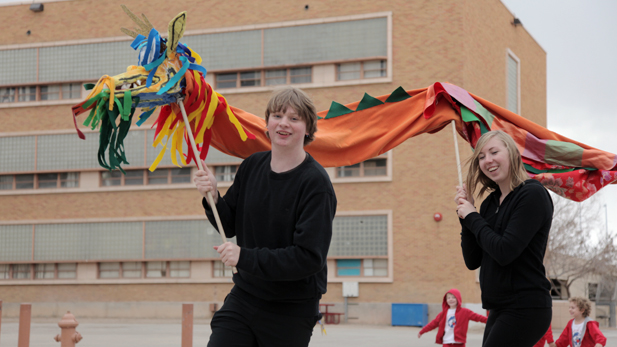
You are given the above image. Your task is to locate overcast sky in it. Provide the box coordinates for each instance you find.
[1,0,615,234]
[501,0,617,236]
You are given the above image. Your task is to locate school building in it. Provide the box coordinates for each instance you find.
[0,0,547,324]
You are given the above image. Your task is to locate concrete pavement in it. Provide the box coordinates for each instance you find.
[1,319,616,346]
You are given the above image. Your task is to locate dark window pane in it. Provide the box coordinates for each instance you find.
[15,174,34,189]
[38,173,58,188]
[60,172,79,188]
[148,169,168,185]
[101,171,122,186]
[0,87,16,103]
[240,71,260,87]
[124,170,144,185]
[216,73,237,88]
[18,86,37,102]
[171,167,191,183]
[0,175,13,190]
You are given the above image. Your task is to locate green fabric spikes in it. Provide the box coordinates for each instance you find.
[323,87,410,119]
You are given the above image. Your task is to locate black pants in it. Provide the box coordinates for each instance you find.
[207,293,317,347]
[482,307,552,347]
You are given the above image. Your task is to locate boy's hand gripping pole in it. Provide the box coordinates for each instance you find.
[178,98,238,274]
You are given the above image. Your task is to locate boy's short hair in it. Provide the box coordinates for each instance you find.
[569,297,592,317]
[265,86,318,146]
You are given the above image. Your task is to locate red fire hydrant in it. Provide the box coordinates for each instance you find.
[54,311,83,347]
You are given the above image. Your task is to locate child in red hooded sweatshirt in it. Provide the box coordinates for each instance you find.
[418,288,487,346]
[555,297,606,347]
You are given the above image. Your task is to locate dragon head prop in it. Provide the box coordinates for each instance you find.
[72,5,255,172]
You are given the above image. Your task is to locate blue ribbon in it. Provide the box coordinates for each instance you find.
[136,108,156,126]
[130,34,146,49]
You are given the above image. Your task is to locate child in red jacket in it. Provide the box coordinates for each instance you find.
[418,288,487,346]
[534,324,556,347]
[555,297,606,347]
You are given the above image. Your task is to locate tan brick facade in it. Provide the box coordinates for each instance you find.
[0,0,545,323]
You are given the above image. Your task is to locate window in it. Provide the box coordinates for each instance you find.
[38,173,59,189]
[336,259,388,277]
[217,67,312,88]
[336,259,362,276]
[216,73,237,88]
[506,51,520,114]
[337,60,386,81]
[338,62,361,80]
[171,168,191,183]
[12,264,31,279]
[1,263,76,280]
[146,261,166,278]
[265,69,287,86]
[122,262,142,278]
[213,261,233,277]
[363,60,387,79]
[0,87,16,103]
[290,67,312,84]
[214,165,238,182]
[145,261,190,278]
[0,83,82,103]
[0,264,9,279]
[124,170,145,185]
[240,71,261,87]
[99,262,145,278]
[40,85,60,101]
[62,83,82,99]
[15,174,34,189]
[336,156,387,178]
[60,173,79,188]
[146,168,192,185]
[0,173,80,190]
[101,170,143,186]
[170,261,190,278]
[549,278,563,299]
[588,283,598,301]
[99,261,191,278]
[0,175,13,190]
[35,263,55,279]
[99,262,120,278]
[57,263,77,279]
[18,86,37,102]
[363,259,388,276]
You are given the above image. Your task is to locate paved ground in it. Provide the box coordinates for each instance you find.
[1,319,616,346]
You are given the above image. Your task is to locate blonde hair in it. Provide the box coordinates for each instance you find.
[569,297,592,317]
[465,130,529,199]
[265,86,318,146]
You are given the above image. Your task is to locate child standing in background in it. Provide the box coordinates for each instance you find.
[418,288,487,346]
[555,297,606,347]
[534,325,556,347]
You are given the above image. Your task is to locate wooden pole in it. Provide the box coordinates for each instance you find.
[451,120,463,187]
[178,99,237,273]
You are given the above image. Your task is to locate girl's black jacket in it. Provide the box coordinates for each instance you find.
[460,179,553,309]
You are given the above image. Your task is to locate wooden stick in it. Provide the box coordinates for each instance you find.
[178,99,237,274]
[451,120,463,187]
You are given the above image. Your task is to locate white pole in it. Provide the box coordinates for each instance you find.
[451,120,463,187]
[178,99,237,273]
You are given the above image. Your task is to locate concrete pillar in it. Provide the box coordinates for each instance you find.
[182,303,193,347]
[18,303,31,347]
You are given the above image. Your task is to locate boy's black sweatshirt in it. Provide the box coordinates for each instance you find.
[460,179,553,309]
[203,151,337,317]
